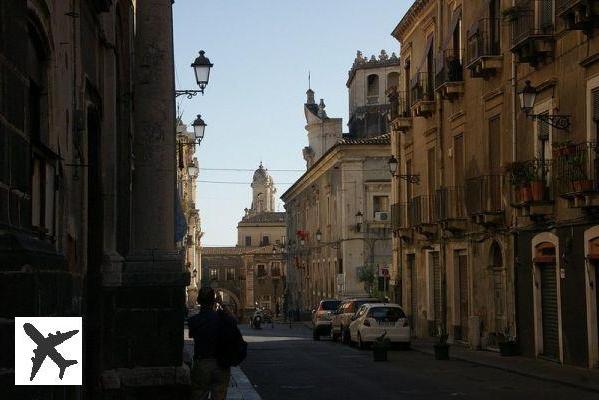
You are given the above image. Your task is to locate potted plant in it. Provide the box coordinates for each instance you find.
[569,153,593,193]
[529,160,546,202]
[502,6,520,22]
[498,326,519,357]
[433,327,450,360]
[507,161,532,203]
[372,331,391,361]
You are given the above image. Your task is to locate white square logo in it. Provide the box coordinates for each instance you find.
[14,317,83,385]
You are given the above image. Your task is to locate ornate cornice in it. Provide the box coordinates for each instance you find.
[391,0,434,42]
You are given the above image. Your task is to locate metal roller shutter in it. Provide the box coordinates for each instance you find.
[432,252,442,333]
[540,264,559,360]
[409,254,417,333]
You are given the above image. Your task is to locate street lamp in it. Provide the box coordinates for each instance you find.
[192,114,206,143]
[176,50,213,98]
[316,229,322,243]
[387,155,420,183]
[192,50,213,93]
[518,80,571,131]
[272,245,277,255]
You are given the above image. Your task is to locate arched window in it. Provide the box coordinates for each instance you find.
[387,72,399,90]
[367,74,379,104]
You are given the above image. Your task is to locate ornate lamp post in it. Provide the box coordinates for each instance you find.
[176,50,214,98]
[388,155,420,183]
[518,80,571,131]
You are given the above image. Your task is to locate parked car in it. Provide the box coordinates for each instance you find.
[348,303,410,349]
[312,299,341,340]
[331,297,382,344]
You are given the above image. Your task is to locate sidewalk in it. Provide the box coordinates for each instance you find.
[410,338,599,393]
[226,367,261,400]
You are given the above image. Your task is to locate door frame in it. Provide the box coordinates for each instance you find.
[531,232,563,363]
[584,226,599,368]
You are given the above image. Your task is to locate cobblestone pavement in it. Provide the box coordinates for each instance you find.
[238,323,599,400]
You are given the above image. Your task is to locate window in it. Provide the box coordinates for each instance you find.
[427,148,436,195]
[454,135,464,186]
[271,262,281,277]
[488,116,501,173]
[245,236,252,246]
[367,74,379,103]
[209,268,218,280]
[373,195,390,217]
[257,264,266,277]
[226,267,235,281]
[261,235,270,246]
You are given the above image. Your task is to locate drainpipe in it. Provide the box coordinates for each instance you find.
[511,0,520,343]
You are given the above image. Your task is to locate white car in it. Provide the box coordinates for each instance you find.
[348,303,410,349]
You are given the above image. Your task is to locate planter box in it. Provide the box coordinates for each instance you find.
[530,181,545,201]
[499,341,520,357]
[434,343,450,360]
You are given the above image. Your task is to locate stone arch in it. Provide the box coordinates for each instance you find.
[214,287,242,316]
[387,71,400,89]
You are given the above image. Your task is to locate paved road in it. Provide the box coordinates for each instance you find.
[239,323,597,400]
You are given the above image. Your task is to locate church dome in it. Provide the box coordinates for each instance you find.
[252,162,270,184]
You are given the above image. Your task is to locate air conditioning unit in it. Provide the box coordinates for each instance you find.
[374,211,390,222]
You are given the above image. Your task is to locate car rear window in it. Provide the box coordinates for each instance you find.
[367,307,406,322]
[319,300,340,311]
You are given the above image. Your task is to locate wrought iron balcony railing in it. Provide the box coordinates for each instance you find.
[510,1,555,48]
[465,174,504,215]
[435,48,464,89]
[410,72,434,107]
[466,18,501,65]
[408,195,437,226]
[553,141,599,197]
[387,89,411,121]
[435,186,467,221]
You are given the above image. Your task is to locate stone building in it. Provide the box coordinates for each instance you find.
[0,0,190,397]
[201,247,245,315]
[282,52,400,311]
[389,0,599,369]
[177,123,202,308]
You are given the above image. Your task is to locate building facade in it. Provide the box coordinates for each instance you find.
[283,53,400,311]
[389,0,599,368]
[0,0,190,397]
[177,123,202,308]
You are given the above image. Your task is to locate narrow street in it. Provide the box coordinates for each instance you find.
[240,324,598,400]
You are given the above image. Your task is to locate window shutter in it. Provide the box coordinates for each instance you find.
[592,87,599,123]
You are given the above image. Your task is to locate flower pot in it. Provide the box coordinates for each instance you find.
[373,346,388,362]
[573,179,594,193]
[519,185,532,203]
[434,343,450,360]
[499,341,520,357]
[530,181,545,201]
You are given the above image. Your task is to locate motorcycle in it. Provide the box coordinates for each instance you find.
[251,308,263,329]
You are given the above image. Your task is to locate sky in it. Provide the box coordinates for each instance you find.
[173,1,411,246]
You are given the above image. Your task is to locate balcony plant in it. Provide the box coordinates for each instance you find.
[552,141,576,157]
[507,161,532,203]
[497,326,519,357]
[433,326,450,360]
[529,160,547,202]
[569,152,594,193]
[372,331,391,362]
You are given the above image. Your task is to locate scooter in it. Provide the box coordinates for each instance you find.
[251,308,263,329]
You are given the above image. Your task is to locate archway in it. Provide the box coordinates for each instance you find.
[584,226,599,368]
[215,287,242,317]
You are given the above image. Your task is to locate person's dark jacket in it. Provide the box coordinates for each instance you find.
[188,307,237,360]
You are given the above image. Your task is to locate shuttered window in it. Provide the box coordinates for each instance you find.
[592,87,599,123]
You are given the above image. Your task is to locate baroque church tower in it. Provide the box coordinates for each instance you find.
[249,162,276,214]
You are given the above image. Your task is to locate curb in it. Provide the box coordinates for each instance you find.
[227,367,262,400]
[410,345,599,394]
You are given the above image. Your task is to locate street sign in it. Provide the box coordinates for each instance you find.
[379,266,389,277]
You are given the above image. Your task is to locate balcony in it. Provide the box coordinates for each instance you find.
[391,203,412,241]
[435,186,468,232]
[554,142,599,207]
[387,88,413,132]
[410,72,435,118]
[465,174,504,225]
[508,159,554,218]
[466,18,503,78]
[408,195,438,236]
[435,49,464,100]
[557,0,599,33]
[509,1,555,66]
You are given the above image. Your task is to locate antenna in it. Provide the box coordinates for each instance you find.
[308,70,311,90]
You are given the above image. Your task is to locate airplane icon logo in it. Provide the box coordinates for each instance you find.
[23,323,79,381]
[15,317,82,385]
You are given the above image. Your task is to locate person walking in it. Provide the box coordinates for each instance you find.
[188,287,239,400]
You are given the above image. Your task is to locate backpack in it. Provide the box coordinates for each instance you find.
[216,310,247,368]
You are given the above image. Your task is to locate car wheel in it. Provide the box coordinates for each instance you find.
[313,331,320,341]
